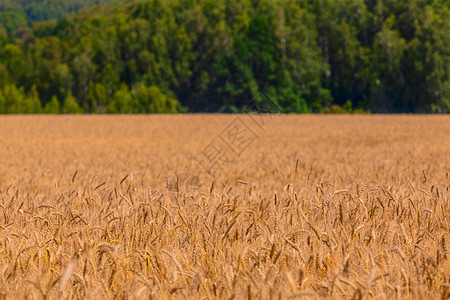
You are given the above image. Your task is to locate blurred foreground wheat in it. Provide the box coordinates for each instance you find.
[0,115,448,299]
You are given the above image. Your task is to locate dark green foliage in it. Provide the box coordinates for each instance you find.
[0,0,114,31]
[0,0,448,114]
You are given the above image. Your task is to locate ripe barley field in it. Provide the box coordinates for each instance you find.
[0,115,449,299]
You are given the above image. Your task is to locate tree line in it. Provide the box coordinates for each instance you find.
[0,0,449,113]
[0,0,115,34]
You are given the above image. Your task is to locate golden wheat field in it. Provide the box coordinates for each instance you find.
[0,115,449,299]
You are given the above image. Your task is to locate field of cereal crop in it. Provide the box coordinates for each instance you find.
[0,115,449,299]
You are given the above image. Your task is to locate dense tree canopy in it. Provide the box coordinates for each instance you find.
[0,0,448,113]
[0,0,115,31]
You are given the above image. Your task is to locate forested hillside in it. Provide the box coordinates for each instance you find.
[0,0,115,35]
[0,0,449,113]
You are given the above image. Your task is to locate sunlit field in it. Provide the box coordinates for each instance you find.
[0,115,449,299]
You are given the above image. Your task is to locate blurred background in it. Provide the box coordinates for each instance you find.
[0,0,449,114]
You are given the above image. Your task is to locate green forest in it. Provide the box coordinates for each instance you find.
[0,0,116,29]
[0,0,449,113]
